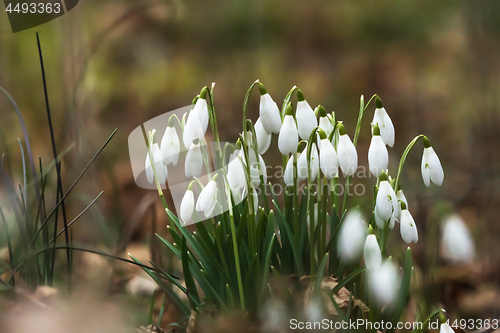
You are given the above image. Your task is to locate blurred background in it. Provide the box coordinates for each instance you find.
[1,0,499,329]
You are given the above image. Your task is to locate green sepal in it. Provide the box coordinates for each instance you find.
[258,82,267,95]
[375,96,383,108]
[297,89,305,102]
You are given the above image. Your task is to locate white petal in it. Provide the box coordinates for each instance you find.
[375,181,395,221]
[337,134,358,176]
[193,98,209,136]
[259,93,282,134]
[363,235,382,271]
[183,109,204,148]
[185,143,203,178]
[337,209,367,263]
[440,324,455,333]
[427,147,444,186]
[368,136,388,177]
[421,148,431,187]
[369,260,398,305]
[372,108,395,147]
[161,127,180,166]
[319,116,333,137]
[374,210,385,229]
[255,118,272,154]
[284,154,296,186]
[296,100,318,140]
[297,149,308,181]
[278,116,298,155]
[400,209,418,244]
[441,214,475,263]
[319,139,338,179]
[180,190,195,223]
[309,143,319,182]
[151,143,167,184]
[395,189,408,222]
[196,180,217,214]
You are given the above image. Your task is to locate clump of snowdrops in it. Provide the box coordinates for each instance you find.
[138,80,449,330]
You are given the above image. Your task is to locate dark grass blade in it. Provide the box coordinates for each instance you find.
[30,129,117,246]
[36,32,72,287]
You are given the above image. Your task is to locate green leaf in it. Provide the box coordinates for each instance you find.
[332,267,367,294]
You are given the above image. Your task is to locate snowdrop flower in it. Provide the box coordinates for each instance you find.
[400,201,418,244]
[297,142,319,182]
[372,96,395,147]
[296,90,318,140]
[255,118,271,154]
[278,103,298,155]
[145,143,167,184]
[337,124,358,176]
[440,323,455,333]
[284,153,299,187]
[368,123,388,177]
[227,150,246,191]
[258,83,282,134]
[317,105,334,137]
[421,137,444,187]
[160,118,181,166]
[394,188,408,222]
[196,175,218,218]
[337,209,367,263]
[441,214,475,263]
[183,88,209,148]
[369,260,398,305]
[185,139,203,178]
[180,184,195,223]
[364,233,382,271]
[375,174,398,224]
[318,129,338,179]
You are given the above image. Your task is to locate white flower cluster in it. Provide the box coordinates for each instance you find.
[144,82,447,274]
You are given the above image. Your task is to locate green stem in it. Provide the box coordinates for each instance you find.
[394,134,426,191]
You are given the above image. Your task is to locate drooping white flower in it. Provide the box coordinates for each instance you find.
[394,188,408,222]
[296,90,318,140]
[227,150,246,191]
[375,177,398,223]
[421,137,444,187]
[185,140,203,178]
[337,209,367,263]
[255,117,271,154]
[297,143,319,182]
[196,176,218,218]
[336,124,358,176]
[317,105,334,137]
[183,87,210,148]
[319,130,338,179]
[372,96,395,147]
[145,143,167,184]
[180,188,195,223]
[363,234,382,271]
[369,260,398,305]
[160,121,181,166]
[278,103,298,155]
[297,149,308,181]
[400,201,418,244]
[183,107,205,149]
[441,214,475,263]
[440,323,455,333]
[258,83,282,134]
[368,123,388,177]
[284,153,298,187]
